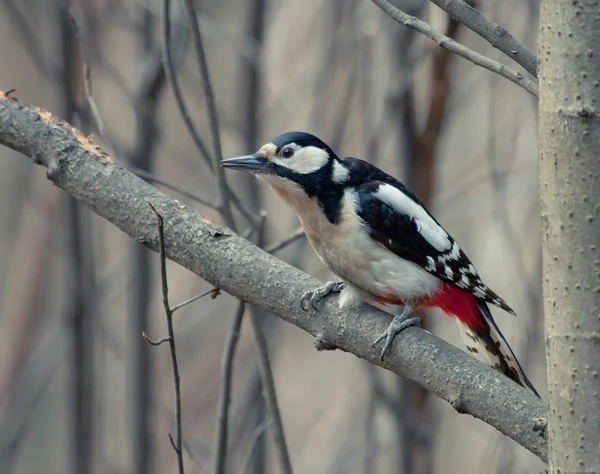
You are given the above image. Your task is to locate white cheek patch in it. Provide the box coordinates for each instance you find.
[375,183,451,252]
[332,159,350,183]
[274,146,329,174]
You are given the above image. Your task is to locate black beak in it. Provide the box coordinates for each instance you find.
[220,154,269,172]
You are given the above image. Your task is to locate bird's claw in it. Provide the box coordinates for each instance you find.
[300,281,345,311]
[372,313,422,361]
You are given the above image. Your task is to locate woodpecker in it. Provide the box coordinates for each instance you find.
[221,131,539,396]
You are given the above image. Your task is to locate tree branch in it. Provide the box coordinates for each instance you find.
[0,93,548,462]
[370,0,538,98]
[428,0,537,78]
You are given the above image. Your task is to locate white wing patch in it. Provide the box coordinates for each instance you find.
[274,145,329,174]
[437,241,461,264]
[375,184,451,252]
[332,159,350,183]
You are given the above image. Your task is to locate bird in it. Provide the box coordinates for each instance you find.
[220,131,539,397]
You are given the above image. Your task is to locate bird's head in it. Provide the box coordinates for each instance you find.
[220,131,350,199]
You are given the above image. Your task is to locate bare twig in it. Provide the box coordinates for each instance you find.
[142,331,171,346]
[0,95,549,461]
[429,0,537,77]
[171,288,216,313]
[265,227,305,254]
[180,0,235,227]
[146,202,184,474]
[214,302,246,474]
[370,0,538,98]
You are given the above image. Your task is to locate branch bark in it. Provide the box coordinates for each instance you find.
[0,92,548,462]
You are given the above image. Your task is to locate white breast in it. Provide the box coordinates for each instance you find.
[268,183,442,309]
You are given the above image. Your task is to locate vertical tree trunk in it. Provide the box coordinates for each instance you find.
[539,2,600,473]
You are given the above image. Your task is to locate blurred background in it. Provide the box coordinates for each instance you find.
[0,0,544,473]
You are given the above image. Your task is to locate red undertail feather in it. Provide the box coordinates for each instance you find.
[423,283,486,329]
[428,284,540,397]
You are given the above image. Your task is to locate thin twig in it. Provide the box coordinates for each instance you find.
[147,202,184,474]
[180,0,235,227]
[214,301,246,474]
[142,331,171,346]
[265,227,305,254]
[370,0,538,98]
[171,287,219,313]
[428,0,537,78]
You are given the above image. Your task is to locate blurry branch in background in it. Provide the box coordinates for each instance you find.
[213,301,245,474]
[58,2,97,473]
[126,2,177,472]
[2,0,52,76]
[214,216,267,474]
[162,0,213,171]
[415,8,462,216]
[395,9,466,473]
[240,420,271,474]
[143,203,185,474]
[131,167,219,210]
[161,0,260,230]
[369,0,539,98]
[162,1,293,471]
[246,216,293,474]
[428,0,537,77]
[0,94,548,462]
[264,227,305,254]
[179,0,234,226]
[69,7,108,147]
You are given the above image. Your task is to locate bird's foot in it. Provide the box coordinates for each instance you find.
[372,306,421,361]
[301,281,345,311]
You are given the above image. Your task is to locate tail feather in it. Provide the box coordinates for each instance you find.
[456,301,540,398]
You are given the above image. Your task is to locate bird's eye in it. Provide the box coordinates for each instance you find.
[280,147,294,159]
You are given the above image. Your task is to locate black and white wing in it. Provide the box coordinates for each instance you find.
[354,179,515,315]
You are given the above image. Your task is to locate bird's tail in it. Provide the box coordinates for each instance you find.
[455,300,539,398]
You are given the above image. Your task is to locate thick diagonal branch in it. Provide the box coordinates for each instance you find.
[0,93,548,462]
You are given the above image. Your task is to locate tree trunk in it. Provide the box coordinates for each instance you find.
[539,2,600,473]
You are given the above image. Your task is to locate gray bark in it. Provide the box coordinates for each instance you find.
[0,92,547,461]
[539,2,600,473]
